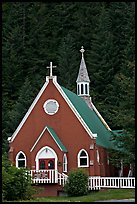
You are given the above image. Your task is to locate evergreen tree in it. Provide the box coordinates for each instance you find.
[57,33,79,92]
[2,2,135,168]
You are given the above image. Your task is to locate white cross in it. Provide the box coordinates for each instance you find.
[47,62,56,77]
[80,46,85,58]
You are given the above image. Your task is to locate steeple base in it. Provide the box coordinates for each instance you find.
[80,96,93,110]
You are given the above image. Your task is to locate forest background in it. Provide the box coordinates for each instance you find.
[2,2,135,168]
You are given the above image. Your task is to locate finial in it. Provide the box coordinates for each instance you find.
[80,46,85,58]
[47,62,56,77]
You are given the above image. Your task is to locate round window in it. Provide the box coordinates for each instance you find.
[43,99,59,115]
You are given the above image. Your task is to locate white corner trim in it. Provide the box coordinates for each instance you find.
[7,137,11,142]
[30,126,63,152]
[10,77,50,143]
[91,102,111,131]
[53,79,97,139]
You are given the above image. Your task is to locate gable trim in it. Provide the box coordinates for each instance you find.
[91,102,111,131]
[30,126,67,152]
[9,77,50,143]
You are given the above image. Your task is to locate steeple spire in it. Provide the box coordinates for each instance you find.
[76,46,93,109]
[76,46,90,96]
[76,46,90,84]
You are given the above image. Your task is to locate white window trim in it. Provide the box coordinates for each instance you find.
[35,146,58,171]
[63,153,67,172]
[77,149,89,167]
[107,154,109,165]
[43,99,59,115]
[16,151,27,168]
[35,146,58,182]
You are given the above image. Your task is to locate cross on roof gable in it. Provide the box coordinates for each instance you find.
[47,62,56,77]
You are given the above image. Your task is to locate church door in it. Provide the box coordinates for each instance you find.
[35,146,58,183]
[39,158,55,170]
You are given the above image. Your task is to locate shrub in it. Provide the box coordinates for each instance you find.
[64,168,88,197]
[2,154,35,201]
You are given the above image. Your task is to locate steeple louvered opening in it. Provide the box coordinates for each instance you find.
[77,82,89,96]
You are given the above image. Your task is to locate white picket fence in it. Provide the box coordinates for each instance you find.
[30,170,135,190]
[88,176,135,190]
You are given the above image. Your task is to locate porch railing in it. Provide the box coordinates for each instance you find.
[88,176,135,190]
[30,170,68,186]
[30,170,135,190]
[30,169,57,184]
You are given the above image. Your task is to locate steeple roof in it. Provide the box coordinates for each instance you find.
[76,46,90,83]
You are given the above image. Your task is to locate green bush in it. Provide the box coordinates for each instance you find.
[2,154,35,201]
[64,168,88,197]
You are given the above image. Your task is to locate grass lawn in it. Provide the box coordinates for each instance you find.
[4,188,135,202]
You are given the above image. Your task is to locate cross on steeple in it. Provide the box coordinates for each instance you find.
[80,46,85,58]
[47,62,57,77]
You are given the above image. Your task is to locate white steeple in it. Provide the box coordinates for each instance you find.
[76,46,90,96]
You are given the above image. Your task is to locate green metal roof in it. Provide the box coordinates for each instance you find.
[47,126,68,152]
[61,86,114,149]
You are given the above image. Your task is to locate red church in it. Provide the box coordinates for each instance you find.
[8,46,119,196]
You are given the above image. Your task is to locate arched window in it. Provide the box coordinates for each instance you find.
[78,149,89,167]
[96,149,100,164]
[63,154,67,172]
[16,151,26,168]
[107,154,109,165]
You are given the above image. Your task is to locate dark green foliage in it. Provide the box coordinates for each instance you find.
[57,33,79,92]
[2,154,35,201]
[2,2,135,168]
[64,168,88,197]
[110,130,135,170]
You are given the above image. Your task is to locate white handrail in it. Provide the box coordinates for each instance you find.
[57,171,68,186]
